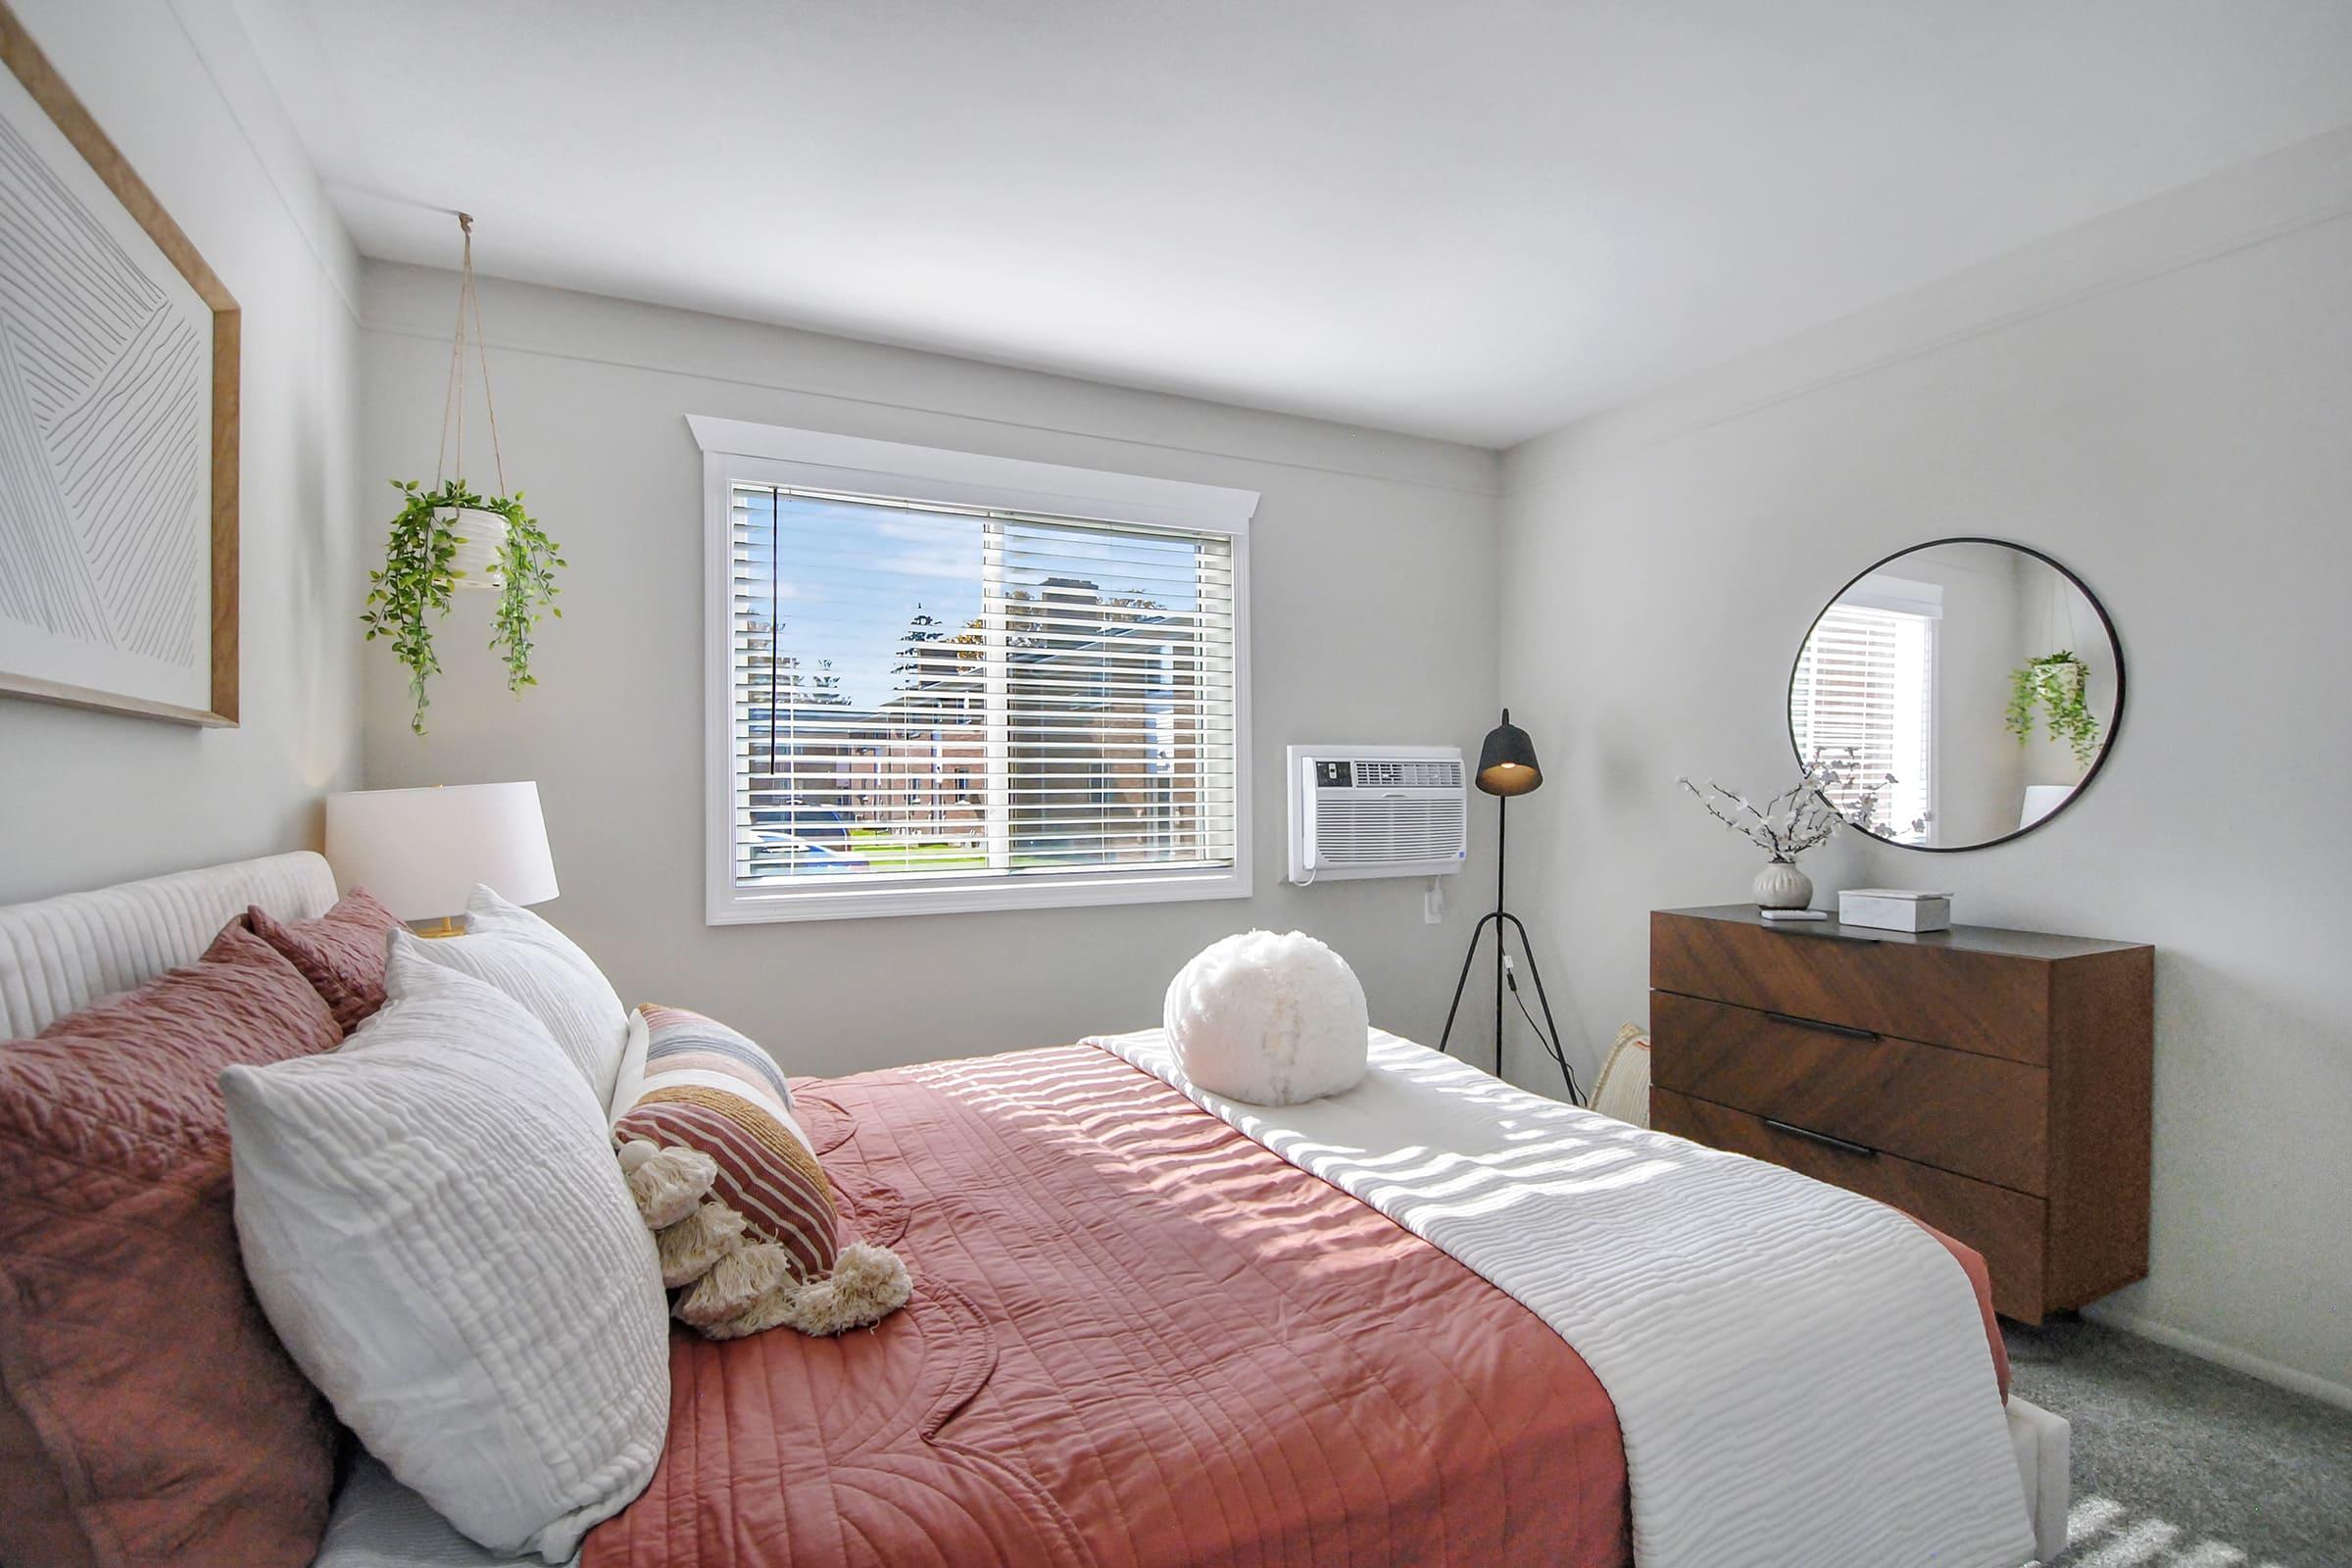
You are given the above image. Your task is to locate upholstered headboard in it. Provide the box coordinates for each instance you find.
[0,852,339,1040]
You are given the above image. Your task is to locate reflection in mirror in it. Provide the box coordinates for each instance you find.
[1788,540,2121,851]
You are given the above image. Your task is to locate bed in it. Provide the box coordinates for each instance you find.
[0,854,2071,1568]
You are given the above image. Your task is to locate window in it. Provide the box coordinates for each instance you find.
[1789,578,1937,844]
[692,417,1254,922]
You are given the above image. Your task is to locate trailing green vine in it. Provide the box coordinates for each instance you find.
[361,478,563,735]
[362,479,462,735]
[2005,651,2102,768]
[489,493,564,696]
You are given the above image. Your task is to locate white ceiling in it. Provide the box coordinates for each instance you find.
[233,0,2352,447]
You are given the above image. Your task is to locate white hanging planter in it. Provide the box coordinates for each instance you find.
[2034,658,2085,700]
[441,507,509,590]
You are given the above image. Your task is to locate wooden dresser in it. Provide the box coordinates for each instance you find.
[1649,906,2152,1322]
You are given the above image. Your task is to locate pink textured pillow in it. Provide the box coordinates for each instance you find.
[0,921,343,1568]
[247,886,401,1032]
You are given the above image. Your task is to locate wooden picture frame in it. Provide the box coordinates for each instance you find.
[0,1,238,726]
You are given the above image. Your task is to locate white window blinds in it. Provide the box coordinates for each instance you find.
[725,484,1242,912]
[1790,603,1935,843]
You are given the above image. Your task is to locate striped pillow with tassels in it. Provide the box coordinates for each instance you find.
[612,1005,839,1286]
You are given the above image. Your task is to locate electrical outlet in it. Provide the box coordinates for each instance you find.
[1423,877,1445,925]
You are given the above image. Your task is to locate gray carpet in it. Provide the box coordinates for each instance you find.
[2006,1318,2352,1567]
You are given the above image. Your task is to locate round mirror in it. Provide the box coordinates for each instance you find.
[1788,538,2123,851]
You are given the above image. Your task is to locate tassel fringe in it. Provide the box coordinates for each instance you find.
[675,1240,792,1329]
[620,1141,717,1231]
[655,1201,748,1289]
[706,1243,912,1341]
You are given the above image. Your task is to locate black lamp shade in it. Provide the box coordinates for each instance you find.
[1475,709,1543,797]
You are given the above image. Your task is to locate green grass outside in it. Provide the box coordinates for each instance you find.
[848,827,988,871]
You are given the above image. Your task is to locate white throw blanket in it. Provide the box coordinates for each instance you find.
[1089,1027,2034,1568]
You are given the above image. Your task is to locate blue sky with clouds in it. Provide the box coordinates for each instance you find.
[738,490,1204,710]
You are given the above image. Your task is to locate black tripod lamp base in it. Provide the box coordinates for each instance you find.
[1437,909,1580,1102]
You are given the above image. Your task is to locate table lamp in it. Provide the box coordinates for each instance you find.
[325,782,558,934]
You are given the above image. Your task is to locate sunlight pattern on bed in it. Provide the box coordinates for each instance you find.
[1091,1026,2036,1568]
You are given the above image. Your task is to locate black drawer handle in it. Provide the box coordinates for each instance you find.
[1765,1118,1878,1158]
[1764,1010,1880,1042]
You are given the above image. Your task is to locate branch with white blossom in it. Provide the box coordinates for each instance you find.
[1676,747,1921,856]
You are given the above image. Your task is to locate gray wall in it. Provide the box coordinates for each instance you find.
[1498,127,2352,1402]
[358,264,1504,1076]
[0,0,364,903]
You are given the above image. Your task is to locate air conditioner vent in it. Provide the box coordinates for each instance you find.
[1317,800,1465,863]
[1353,759,1463,790]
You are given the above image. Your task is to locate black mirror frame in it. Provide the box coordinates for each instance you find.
[1786,536,2126,855]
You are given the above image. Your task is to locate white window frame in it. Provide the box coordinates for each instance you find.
[1792,573,1940,845]
[690,416,1256,924]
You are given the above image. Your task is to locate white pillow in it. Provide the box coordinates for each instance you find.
[607,1005,649,1124]
[221,947,669,1563]
[1163,930,1370,1104]
[403,885,629,1107]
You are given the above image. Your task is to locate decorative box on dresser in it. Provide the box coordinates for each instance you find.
[1648,906,2153,1323]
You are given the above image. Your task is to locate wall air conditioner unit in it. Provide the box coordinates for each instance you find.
[1286,744,1468,883]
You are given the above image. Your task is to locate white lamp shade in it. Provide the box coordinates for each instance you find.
[325,782,559,920]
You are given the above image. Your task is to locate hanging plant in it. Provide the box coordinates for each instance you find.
[362,478,563,733]
[2006,652,2101,767]
[361,215,564,736]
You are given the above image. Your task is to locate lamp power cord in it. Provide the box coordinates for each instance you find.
[1504,954,1583,1105]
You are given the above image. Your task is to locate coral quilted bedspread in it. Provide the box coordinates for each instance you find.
[583,1044,2001,1568]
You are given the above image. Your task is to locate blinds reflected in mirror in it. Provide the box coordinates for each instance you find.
[1789,601,1936,845]
[728,485,1239,889]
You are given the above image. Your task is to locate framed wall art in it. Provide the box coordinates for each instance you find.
[0,2,238,725]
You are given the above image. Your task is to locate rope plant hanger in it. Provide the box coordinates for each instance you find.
[363,213,565,736]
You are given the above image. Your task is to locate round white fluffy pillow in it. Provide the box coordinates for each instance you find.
[1163,930,1369,1105]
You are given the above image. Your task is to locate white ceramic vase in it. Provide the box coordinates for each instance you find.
[1752,858,1813,910]
[440,507,509,590]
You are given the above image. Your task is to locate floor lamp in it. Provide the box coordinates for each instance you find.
[1439,710,1582,1101]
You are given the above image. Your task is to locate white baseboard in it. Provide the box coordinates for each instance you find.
[2085,1304,2352,1412]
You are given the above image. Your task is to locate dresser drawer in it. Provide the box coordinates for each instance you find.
[1649,993,2049,1194]
[1652,1088,2049,1322]
[1651,910,2051,1063]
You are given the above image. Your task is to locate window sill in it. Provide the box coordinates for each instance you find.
[705,865,1252,925]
